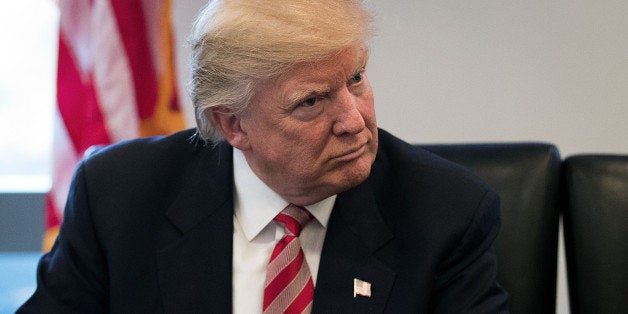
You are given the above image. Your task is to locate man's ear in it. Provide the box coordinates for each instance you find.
[211,107,250,150]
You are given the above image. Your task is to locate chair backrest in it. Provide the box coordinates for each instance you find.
[420,143,561,314]
[563,155,628,314]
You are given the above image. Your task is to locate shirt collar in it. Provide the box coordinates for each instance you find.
[233,148,336,241]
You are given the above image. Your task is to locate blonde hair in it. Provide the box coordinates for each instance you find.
[189,0,374,141]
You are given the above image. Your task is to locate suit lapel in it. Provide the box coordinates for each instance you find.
[313,173,396,313]
[152,140,396,312]
[155,142,235,313]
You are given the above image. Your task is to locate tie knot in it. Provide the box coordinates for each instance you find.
[274,204,313,237]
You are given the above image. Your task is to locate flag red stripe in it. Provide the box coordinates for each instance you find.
[110,0,158,120]
[45,194,62,230]
[56,33,111,155]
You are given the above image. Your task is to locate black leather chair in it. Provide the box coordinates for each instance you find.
[563,155,628,314]
[421,143,562,314]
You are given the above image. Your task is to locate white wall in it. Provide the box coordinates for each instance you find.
[173,2,628,313]
[367,0,628,157]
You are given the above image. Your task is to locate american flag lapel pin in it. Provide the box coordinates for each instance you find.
[353,278,372,298]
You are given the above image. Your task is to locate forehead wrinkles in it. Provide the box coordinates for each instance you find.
[277,47,369,102]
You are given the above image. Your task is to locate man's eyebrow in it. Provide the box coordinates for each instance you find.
[345,52,368,79]
[356,48,369,70]
[285,85,331,105]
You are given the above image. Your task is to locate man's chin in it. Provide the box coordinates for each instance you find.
[333,159,373,191]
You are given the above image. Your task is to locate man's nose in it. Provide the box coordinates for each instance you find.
[332,87,366,136]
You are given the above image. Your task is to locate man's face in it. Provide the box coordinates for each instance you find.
[233,45,378,205]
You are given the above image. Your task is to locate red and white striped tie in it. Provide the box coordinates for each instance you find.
[263,204,314,314]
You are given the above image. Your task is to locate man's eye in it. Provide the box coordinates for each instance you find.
[352,71,363,83]
[292,96,325,121]
[302,97,318,107]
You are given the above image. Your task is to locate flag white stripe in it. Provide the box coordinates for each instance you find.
[92,0,139,142]
[141,0,163,76]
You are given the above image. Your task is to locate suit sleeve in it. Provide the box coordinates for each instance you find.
[17,162,109,313]
[430,190,510,313]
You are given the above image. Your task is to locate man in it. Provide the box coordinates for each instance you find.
[20,0,508,313]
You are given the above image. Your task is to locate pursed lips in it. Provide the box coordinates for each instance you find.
[332,141,368,160]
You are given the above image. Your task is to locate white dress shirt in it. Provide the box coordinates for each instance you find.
[231,148,336,314]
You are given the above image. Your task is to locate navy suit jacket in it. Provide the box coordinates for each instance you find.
[19,129,508,313]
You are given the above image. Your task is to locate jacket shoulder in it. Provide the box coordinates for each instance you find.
[85,129,202,163]
[376,128,490,191]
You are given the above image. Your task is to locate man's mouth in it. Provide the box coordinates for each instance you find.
[332,143,367,161]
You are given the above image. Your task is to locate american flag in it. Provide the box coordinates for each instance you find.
[354,278,372,298]
[45,0,185,251]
